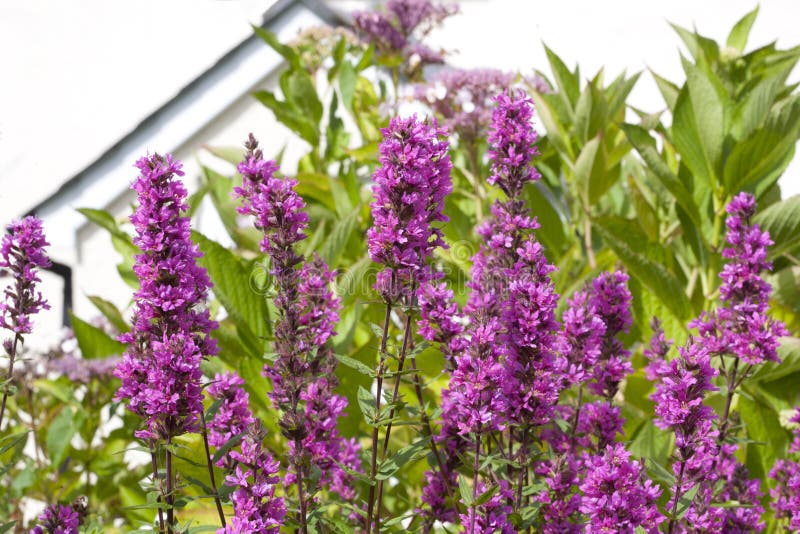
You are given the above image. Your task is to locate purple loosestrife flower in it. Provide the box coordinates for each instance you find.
[459,480,516,534]
[353,0,456,76]
[587,270,633,400]
[235,135,358,500]
[487,89,541,198]
[30,500,85,534]
[579,443,664,533]
[367,115,452,304]
[220,423,287,534]
[207,372,255,468]
[114,153,218,441]
[0,216,51,335]
[770,409,800,530]
[417,280,466,367]
[561,289,606,387]
[692,192,787,364]
[415,68,515,145]
[50,354,120,384]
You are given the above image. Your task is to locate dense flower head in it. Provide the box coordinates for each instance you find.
[561,289,606,385]
[459,480,516,534]
[353,0,457,74]
[29,503,81,534]
[535,453,583,534]
[115,153,218,440]
[587,271,633,399]
[579,443,664,533]
[220,423,286,534]
[235,135,358,501]
[417,280,465,366]
[207,372,256,466]
[235,134,308,266]
[367,115,452,303]
[415,68,515,143]
[0,216,51,335]
[487,89,541,198]
[691,192,787,365]
[770,457,800,530]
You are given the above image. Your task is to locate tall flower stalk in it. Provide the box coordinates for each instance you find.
[235,135,357,533]
[114,153,220,532]
[0,216,50,430]
[365,114,452,533]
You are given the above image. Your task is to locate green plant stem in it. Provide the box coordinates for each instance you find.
[200,410,226,528]
[0,333,23,430]
[150,447,166,534]
[166,437,174,534]
[375,312,414,522]
[294,436,309,534]
[366,302,393,534]
[667,460,686,534]
[469,428,481,534]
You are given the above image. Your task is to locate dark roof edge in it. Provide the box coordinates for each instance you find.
[28,0,347,217]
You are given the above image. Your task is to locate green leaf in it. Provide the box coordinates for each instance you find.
[739,393,789,481]
[543,43,580,113]
[754,195,800,259]
[593,216,692,320]
[672,63,724,187]
[751,337,800,383]
[202,145,245,167]
[319,207,360,266]
[621,123,703,230]
[252,26,300,69]
[458,474,473,507]
[573,136,610,204]
[676,483,700,519]
[254,90,319,146]
[70,312,126,359]
[339,61,357,112]
[376,436,430,480]
[726,6,759,52]
[47,406,79,466]
[284,70,323,126]
[357,385,376,424]
[0,522,15,534]
[335,353,374,378]
[650,70,680,110]
[87,295,129,333]
[629,420,674,467]
[724,95,800,194]
[193,232,271,358]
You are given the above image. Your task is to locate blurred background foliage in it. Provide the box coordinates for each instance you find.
[2,5,800,532]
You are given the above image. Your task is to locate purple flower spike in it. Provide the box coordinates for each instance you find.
[367,115,452,303]
[0,216,51,335]
[115,153,218,441]
[30,503,82,534]
[579,443,664,533]
[692,192,787,365]
[235,135,359,502]
[219,423,287,534]
[207,372,255,467]
[487,89,541,198]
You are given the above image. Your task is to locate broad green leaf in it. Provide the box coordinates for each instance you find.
[594,216,692,320]
[530,91,573,160]
[70,312,126,359]
[319,208,359,266]
[284,69,323,126]
[357,385,376,424]
[87,295,129,333]
[543,43,580,113]
[202,145,244,167]
[726,6,759,52]
[754,194,800,258]
[672,63,724,187]
[751,337,800,383]
[628,420,674,467]
[295,172,336,211]
[740,393,789,481]
[573,136,611,204]
[650,70,680,110]
[339,61,357,112]
[376,436,430,480]
[458,475,473,507]
[252,26,300,69]
[193,231,270,358]
[621,123,704,231]
[254,90,319,146]
[47,406,80,466]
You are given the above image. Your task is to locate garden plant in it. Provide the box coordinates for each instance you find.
[1,2,800,533]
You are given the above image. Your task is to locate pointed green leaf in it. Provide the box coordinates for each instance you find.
[754,195,800,259]
[87,295,130,333]
[543,43,580,112]
[726,6,759,52]
[650,70,680,110]
[70,312,126,359]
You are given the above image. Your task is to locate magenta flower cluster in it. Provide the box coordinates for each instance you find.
[353,0,457,72]
[29,503,81,534]
[367,115,452,303]
[0,216,51,335]
[235,135,358,504]
[115,154,218,440]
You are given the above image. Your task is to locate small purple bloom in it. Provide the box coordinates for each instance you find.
[29,503,80,534]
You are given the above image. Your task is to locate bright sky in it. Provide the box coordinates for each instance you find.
[1,0,798,220]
